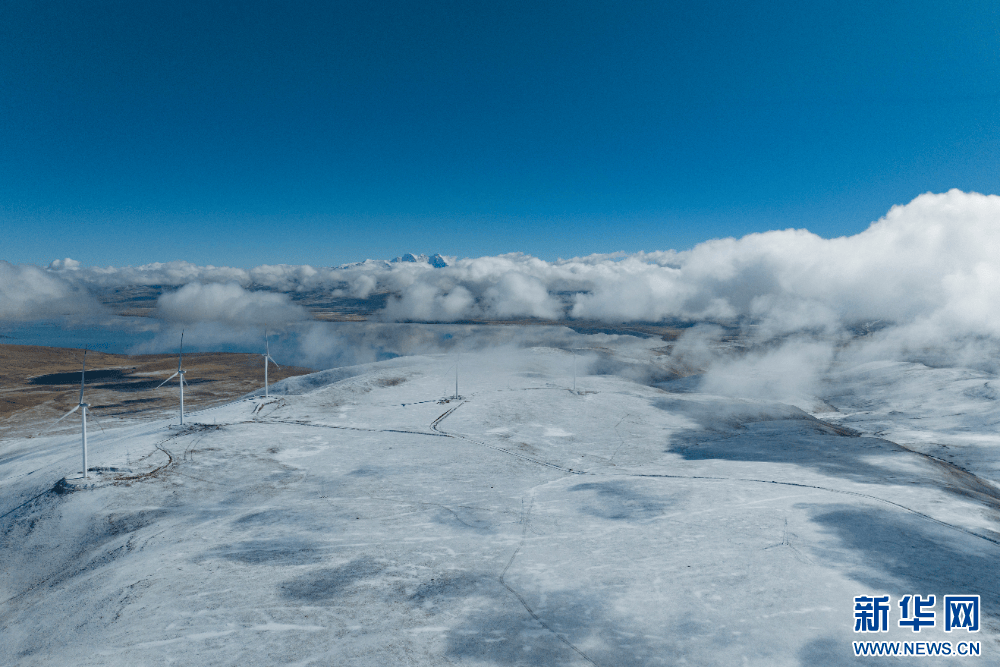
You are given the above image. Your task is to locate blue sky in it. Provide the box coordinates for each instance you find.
[2,0,998,268]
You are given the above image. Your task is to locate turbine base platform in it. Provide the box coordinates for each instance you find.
[53,467,133,493]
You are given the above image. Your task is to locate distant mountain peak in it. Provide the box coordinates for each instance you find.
[389,253,449,268]
[393,253,423,263]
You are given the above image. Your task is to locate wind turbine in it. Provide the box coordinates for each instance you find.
[444,349,461,400]
[49,349,92,478]
[158,330,187,425]
[572,348,577,394]
[262,331,280,398]
[570,347,595,394]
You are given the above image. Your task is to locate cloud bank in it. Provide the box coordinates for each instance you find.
[30,190,1000,342]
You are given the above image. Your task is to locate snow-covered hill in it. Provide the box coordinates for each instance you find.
[2,346,998,665]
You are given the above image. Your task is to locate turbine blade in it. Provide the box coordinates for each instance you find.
[267,356,280,369]
[87,406,109,434]
[178,330,184,370]
[52,405,80,430]
[35,405,80,438]
[157,372,179,388]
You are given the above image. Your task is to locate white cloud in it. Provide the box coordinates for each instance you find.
[0,261,104,321]
[483,272,562,319]
[569,189,1000,333]
[380,256,565,321]
[156,282,310,325]
[47,258,81,271]
[48,260,252,287]
[698,337,837,409]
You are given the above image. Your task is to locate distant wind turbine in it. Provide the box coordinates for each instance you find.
[48,349,92,478]
[570,347,596,394]
[572,348,577,394]
[263,331,280,398]
[158,330,187,425]
[443,350,463,400]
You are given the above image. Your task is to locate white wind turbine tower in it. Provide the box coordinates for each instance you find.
[158,330,187,425]
[570,347,595,394]
[572,348,577,394]
[444,349,461,400]
[49,349,92,478]
[262,331,280,398]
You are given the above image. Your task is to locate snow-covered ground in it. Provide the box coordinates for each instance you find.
[2,344,998,665]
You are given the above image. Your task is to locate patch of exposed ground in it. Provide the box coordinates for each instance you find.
[0,344,313,436]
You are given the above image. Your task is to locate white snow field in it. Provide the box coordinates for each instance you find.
[2,345,999,666]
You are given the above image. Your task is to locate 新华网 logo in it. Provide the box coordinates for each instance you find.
[854,594,980,633]
[852,594,981,658]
